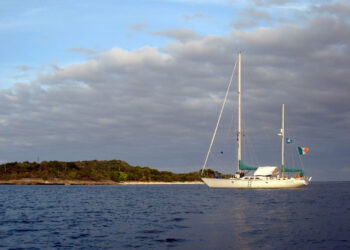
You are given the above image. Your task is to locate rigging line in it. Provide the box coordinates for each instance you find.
[220,110,236,156]
[241,110,260,167]
[285,113,297,171]
[286,132,296,171]
[244,129,261,167]
[219,91,236,162]
[221,89,236,140]
[240,106,261,167]
[201,56,238,175]
[225,104,236,139]
[291,145,297,171]
[296,146,305,172]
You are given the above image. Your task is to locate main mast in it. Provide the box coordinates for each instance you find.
[281,104,285,177]
[237,52,242,172]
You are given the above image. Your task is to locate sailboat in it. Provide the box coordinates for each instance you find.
[201,52,311,188]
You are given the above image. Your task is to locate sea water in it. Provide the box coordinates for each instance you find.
[0,182,349,249]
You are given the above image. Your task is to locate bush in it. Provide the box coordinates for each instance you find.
[118,172,128,181]
[110,171,119,182]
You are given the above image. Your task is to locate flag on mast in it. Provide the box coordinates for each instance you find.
[298,146,309,155]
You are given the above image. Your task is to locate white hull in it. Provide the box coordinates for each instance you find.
[202,177,309,189]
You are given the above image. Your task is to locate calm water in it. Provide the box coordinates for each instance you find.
[0,182,349,249]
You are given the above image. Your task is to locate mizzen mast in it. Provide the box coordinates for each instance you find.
[237,52,242,172]
[281,104,285,177]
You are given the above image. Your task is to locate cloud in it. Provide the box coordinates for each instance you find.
[231,19,258,29]
[232,7,293,29]
[341,167,350,172]
[313,0,350,19]
[252,0,297,7]
[15,65,33,71]
[182,13,205,20]
[129,22,148,31]
[150,28,203,42]
[67,47,97,55]
[1,9,350,180]
[238,8,273,22]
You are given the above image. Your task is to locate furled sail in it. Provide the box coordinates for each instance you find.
[284,166,304,176]
[239,160,258,171]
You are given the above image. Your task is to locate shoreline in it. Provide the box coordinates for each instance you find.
[0,178,203,185]
[120,181,203,185]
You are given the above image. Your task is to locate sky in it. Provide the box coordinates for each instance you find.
[0,0,349,181]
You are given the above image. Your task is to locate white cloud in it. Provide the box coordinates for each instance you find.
[182,13,205,20]
[1,8,350,179]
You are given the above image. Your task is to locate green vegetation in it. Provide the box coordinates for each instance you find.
[0,160,211,182]
[201,169,232,179]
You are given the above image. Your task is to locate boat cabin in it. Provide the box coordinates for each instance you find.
[253,166,279,177]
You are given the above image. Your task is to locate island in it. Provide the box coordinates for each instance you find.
[0,160,224,185]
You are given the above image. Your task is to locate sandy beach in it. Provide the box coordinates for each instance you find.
[120,181,203,185]
[0,178,203,185]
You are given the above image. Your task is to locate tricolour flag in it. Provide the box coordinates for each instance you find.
[298,146,309,155]
[286,138,293,144]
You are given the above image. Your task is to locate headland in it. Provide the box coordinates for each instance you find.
[0,160,205,185]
